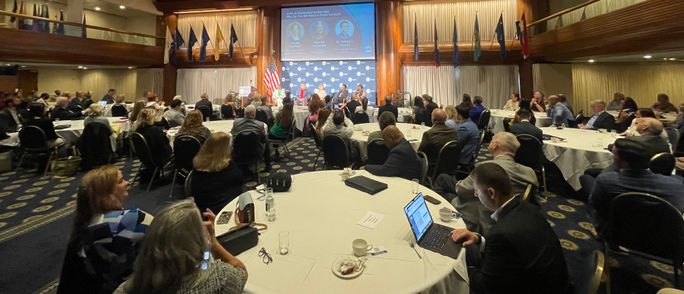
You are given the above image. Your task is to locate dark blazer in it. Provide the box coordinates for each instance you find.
[25,117,59,140]
[471,197,570,294]
[0,109,19,132]
[195,99,213,111]
[136,125,172,166]
[52,107,82,121]
[345,100,360,118]
[418,124,456,169]
[509,121,543,143]
[378,104,398,120]
[366,139,421,180]
[588,111,615,130]
[425,102,439,127]
[191,162,244,213]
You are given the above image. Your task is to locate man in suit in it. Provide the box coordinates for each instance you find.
[101,89,115,104]
[52,97,83,121]
[580,100,615,130]
[24,103,64,149]
[195,93,213,119]
[378,95,398,120]
[422,94,438,127]
[418,109,456,174]
[0,97,22,132]
[451,163,569,294]
[546,95,574,126]
[231,105,270,171]
[454,104,480,166]
[434,132,538,234]
[69,91,85,112]
[365,125,421,180]
[509,108,543,143]
[335,83,349,104]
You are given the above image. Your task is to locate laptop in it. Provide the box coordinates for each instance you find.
[403,192,462,260]
[98,100,108,108]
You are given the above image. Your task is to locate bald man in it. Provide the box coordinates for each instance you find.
[418,108,457,174]
[633,117,671,155]
[365,125,422,180]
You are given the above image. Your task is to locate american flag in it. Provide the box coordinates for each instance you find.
[263,55,280,95]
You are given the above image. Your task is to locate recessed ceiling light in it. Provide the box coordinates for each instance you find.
[669,58,677,61]
[83,67,88,70]
[119,5,126,10]
[94,6,101,11]
[643,55,652,59]
[128,66,134,69]
[77,65,83,69]
[21,65,26,68]
[588,59,595,63]
[663,58,668,61]
[5,64,11,66]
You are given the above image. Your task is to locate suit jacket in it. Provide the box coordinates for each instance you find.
[509,121,543,143]
[471,197,570,294]
[195,99,213,111]
[456,119,480,166]
[587,111,615,130]
[418,124,456,169]
[52,107,82,121]
[425,102,439,127]
[378,104,398,120]
[366,139,421,180]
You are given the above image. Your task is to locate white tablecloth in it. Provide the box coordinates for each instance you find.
[166,120,268,147]
[215,170,469,294]
[373,107,412,122]
[54,117,131,150]
[0,132,19,147]
[351,123,429,160]
[541,127,618,190]
[489,109,552,133]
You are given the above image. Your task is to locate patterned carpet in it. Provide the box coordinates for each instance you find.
[0,137,676,293]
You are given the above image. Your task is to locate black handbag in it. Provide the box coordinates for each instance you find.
[216,224,259,256]
[267,172,292,192]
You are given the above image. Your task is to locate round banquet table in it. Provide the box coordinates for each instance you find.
[215,170,469,294]
[166,120,266,147]
[489,109,551,133]
[541,127,619,190]
[54,117,130,150]
[351,123,429,160]
[373,107,412,122]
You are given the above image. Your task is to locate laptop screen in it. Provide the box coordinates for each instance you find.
[98,101,108,107]
[404,192,433,241]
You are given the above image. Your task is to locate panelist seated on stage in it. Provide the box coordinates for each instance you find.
[450,163,570,294]
[579,100,615,130]
[295,83,310,104]
[364,125,421,180]
[52,96,83,120]
[352,84,367,101]
[314,84,327,98]
[335,83,349,104]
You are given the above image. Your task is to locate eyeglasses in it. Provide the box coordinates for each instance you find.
[258,247,273,265]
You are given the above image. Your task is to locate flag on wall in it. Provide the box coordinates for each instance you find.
[263,55,280,95]
[199,25,210,62]
[17,1,25,30]
[41,5,49,33]
[214,22,226,61]
[473,14,481,62]
[31,3,39,32]
[55,10,64,35]
[495,13,506,58]
[164,26,172,64]
[433,20,439,67]
[188,27,198,61]
[10,0,17,23]
[452,19,459,67]
[521,12,529,59]
[413,17,418,61]
[228,24,238,59]
[81,14,87,38]
[174,27,185,49]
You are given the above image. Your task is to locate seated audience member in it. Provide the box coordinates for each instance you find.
[191,132,244,213]
[614,97,638,133]
[368,111,396,143]
[530,90,546,112]
[558,94,574,115]
[113,200,247,294]
[445,105,458,129]
[323,109,361,162]
[351,99,370,124]
[25,103,64,148]
[269,101,294,140]
[231,105,270,170]
[53,96,83,120]
[423,94,439,127]
[0,97,21,131]
[35,93,50,108]
[606,92,626,111]
[177,110,212,144]
[314,108,330,136]
[517,99,537,125]
[163,99,186,128]
[82,92,94,109]
[675,102,684,136]
[106,95,129,117]
[378,95,398,119]
[509,108,543,142]
[412,96,427,125]
[69,91,85,111]
[589,138,684,233]
[546,95,573,126]
[324,95,333,110]
[128,101,145,125]
[652,93,678,113]
[621,108,656,136]
[469,96,486,125]
[221,94,237,119]
[450,163,569,294]
[459,93,474,109]
[365,125,421,180]
[135,108,173,168]
[253,96,274,123]
[145,92,165,119]
[579,100,615,130]
[343,96,361,119]
[101,89,116,104]
[434,132,538,233]
[454,104,481,166]
[418,109,456,173]
[307,94,323,126]
[58,165,152,294]
[502,93,520,111]
[84,104,112,132]
[196,93,213,111]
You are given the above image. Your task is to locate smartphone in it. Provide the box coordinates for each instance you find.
[334,104,339,110]
[423,194,441,205]
[217,211,233,225]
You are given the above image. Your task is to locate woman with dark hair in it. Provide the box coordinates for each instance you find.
[614,97,638,133]
[459,94,474,109]
[607,92,625,111]
[315,108,331,136]
[24,102,64,148]
[469,96,485,124]
[221,94,236,119]
[652,93,678,113]
[307,94,323,125]
[324,95,333,110]
[270,101,294,139]
[412,96,427,125]
[177,110,212,143]
[129,101,146,125]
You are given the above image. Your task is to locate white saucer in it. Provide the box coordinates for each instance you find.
[331,256,365,279]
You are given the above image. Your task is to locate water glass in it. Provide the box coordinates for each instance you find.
[411,179,420,194]
[279,231,290,255]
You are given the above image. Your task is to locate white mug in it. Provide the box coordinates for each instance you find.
[439,207,455,222]
[352,239,373,257]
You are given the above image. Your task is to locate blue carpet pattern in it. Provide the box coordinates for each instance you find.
[0,137,676,293]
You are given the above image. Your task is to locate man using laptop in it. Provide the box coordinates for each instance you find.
[451,163,569,294]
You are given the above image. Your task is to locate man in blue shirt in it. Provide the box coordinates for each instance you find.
[579,100,615,130]
[455,104,480,166]
[546,95,574,126]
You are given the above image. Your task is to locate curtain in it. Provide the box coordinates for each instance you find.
[572,63,684,113]
[547,0,647,29]
[136,68,164,99]
[176,67,257,104]
[81,69,137,101]
[177,11,257,50]
[402,65,519,108]
[403,0,517,43]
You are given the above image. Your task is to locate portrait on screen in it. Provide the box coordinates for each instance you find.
[335,20,354,39]
[287,22,305,41]
[310,21,329,40]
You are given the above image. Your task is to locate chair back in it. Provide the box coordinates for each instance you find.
[197,106,212,121]
[111,105,128,117]
[521,184,533,202]
[432,140,461,179]
[322,134,350,169]
[173,135,202,171]
[665,127,680,150]
[608,192,684,264]
[19,125,49,151]
[649,152,675,176]
[232,132,263,165]
[366,139,389,165]
[184,170,193,198]
[416,151,429,185]
[78,122,113,170]
[477,109,491,130]
[130,132,161,168]
[310,123,322,149]
[574,250,605,294]
[514,134,543,171]
[351,112,370,124]
[221,104,235,119]
[255,109,269,125]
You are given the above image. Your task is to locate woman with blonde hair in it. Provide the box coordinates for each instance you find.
[177,110,212,143]
[444,105,458,129]
[113,199,247,294]
[58,165,152,294]
[84,103,113,131]
[135,108,173,169]
[129,101,145,124]
[190,132,243,213]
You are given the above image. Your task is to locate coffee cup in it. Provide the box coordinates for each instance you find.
[352,239,373,257]
[439,207,455,222]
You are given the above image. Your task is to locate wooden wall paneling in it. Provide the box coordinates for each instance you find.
[17,70,38,95]
[376,0,402,105]
[399,42,523,65]
[255,7,280,96]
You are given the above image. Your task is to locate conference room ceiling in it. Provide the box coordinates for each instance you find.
[568,50,684,63]
[153,0,373,13]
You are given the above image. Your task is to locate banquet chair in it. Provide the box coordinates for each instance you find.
[110,105,128,117]
[606,192,684,288]
[16,125,59,176]
[649,152,675,176]
[169,135,202,198]
[310,123,324,170]
[351,112,370,124]
[77,122,113,171]
[429,140,461,185]
[255,109,270,126]
[129,132,171,192]
[184,170,193,198]
[416,151,429,186]
[476,109,491,131]
[197,105,213,121]
[514,134,548,195]
[665,127,679,151]
[366,139,389,165]
[322,134,351,169]
[574,250,606,294]
[233,132,263,183]
[268,117,296,159]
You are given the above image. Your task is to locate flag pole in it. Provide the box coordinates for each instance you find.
[489,33,496,50]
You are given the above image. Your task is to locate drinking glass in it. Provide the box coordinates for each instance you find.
[411,179,420,194]
[279,231,290,255]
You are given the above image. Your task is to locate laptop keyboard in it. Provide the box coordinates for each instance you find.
[421,225,452,249]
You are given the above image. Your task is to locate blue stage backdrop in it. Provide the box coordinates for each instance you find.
[280,60,377,105]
